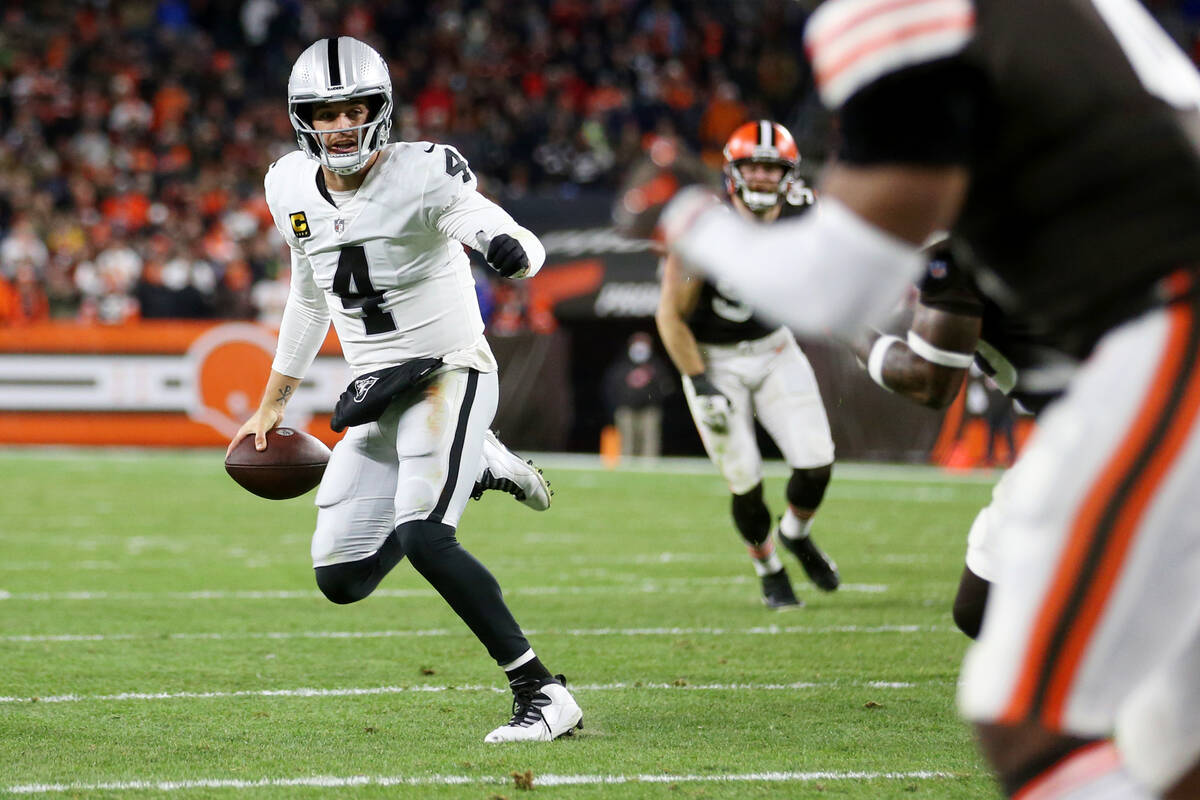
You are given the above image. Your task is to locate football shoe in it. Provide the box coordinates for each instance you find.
[471,429,553,511]
[777,527,840,592]
[484,674,583,743]
[760,567,803,610]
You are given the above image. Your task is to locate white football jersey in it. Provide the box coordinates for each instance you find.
[264,142,542,378]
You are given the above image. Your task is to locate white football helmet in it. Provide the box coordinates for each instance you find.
[288,36,393,175]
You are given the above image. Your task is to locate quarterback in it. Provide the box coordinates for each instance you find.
[644,0,1200,796]
[228,36,581,742]
[656,121,840,610]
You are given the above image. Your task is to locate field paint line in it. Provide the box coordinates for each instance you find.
[2,624,956,644]
[0,581,889,603]
[5,770,968,795]
[0,446,1002,484]
[0,680,932,705]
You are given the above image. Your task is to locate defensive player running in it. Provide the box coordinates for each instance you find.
[631,0,1200,796]
[227,36,581,743]
[854,241,1075,639]
[655,121,840,611]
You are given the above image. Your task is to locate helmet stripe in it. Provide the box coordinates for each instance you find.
[327,37,342,88]
[760,119,773,147]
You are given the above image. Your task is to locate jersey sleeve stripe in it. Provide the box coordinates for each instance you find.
[805,0,975,108]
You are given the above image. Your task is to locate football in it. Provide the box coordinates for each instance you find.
[224,427,331,500]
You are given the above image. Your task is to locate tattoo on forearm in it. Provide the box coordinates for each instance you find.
[275,385,294,406]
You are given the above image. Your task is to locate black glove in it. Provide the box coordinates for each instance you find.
[486,234,529,278]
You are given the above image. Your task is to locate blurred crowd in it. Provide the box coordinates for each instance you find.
[0,0,812,326]
[3,1,1199,328]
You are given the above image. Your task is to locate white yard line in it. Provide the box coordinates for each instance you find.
[0,580,888,602]
[0,680,933,705]
[2,624,954,644]
[5,770,968,795]
[0,446,1002,484]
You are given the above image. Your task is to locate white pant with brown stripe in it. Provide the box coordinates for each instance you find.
[310,366,496,568]
[958,303,1200,790]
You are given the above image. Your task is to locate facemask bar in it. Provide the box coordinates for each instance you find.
[725,158,796,213]
[289,93,393,175]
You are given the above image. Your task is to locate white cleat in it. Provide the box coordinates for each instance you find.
[484,675,583,743]
[471,429,553,511]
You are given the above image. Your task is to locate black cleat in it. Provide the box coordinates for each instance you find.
[761,568,803,610]
[777,530,840,592]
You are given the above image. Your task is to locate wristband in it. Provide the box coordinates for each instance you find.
[906,330,975,368]
[867,335,903,391]
[688,372,720,397]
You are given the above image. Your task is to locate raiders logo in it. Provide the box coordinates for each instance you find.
[289,211,311,239]
[352,376,378,403]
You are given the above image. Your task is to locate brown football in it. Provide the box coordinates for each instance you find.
[224,427,331,500]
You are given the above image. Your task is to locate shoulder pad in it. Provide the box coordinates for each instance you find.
[805,0,975,108]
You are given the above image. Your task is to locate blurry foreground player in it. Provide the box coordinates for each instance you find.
[854,241,1075,639]
[656,121,839,611]
[227,36,581,743]
[642,1,1200,796]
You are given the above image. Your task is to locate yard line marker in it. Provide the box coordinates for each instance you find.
[0,680,931,705]
[0,446,1004,484]
[6,770,968,795]
[3,624,955,644]
[0,581,889,603]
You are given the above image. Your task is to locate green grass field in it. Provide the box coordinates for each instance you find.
[0,449,1002,798]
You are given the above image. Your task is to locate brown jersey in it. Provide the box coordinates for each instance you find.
[807,0,1200,356]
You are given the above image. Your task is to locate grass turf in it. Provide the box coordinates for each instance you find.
[0,449,1000,798]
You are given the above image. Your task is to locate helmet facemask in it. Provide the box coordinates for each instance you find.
[724,158,796,214]
[287,37,394,175]
[290,93,393,175]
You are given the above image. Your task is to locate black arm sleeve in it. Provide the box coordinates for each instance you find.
[837,58,986,166]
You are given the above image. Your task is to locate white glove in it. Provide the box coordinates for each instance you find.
[687,372,732,435]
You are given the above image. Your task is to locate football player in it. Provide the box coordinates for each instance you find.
[227,37,581,743]
[637,0,1200,796]
[655,121,840,611]
[855,240,1075,639]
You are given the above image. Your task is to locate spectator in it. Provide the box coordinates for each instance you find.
[0,262,51,324]
[603,331,675,459]
[3,1,1192,323]
[0,216,49,279]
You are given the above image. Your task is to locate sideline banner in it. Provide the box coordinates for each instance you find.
[0,322,349,447]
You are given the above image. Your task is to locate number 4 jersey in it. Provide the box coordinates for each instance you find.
[263,142,544,379]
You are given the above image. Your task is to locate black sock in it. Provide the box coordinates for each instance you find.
[731,483,771,546]
[396,519,532,663]
[506,656,553,686]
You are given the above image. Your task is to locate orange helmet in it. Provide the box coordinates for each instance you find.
[722,120,800,212]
